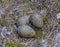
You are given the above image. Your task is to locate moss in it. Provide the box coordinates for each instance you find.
[27,1,34,8]
[36,31,43,38]
[5,42,25,47]
[17,44,24,47]
[5,42,14,47]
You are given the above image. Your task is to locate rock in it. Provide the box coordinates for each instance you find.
[40,9,47,17]
[56,13,60,19]
[30,13,43,28]
[18,25,36,37]
[40,39,48,47]
[55,33,60,43]
[54,33,60,47]
[18,16,30,25]
[56,13,60,24]
[31,0,38,2]
[31,40,38,47]
[54,43,60,47]
[27,10,34,14]
[1,26,11,38]
[0,8,4,18]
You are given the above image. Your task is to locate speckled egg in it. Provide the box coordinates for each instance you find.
[30,13,43,28]
[18,16,30,25]
[18,25,36,37]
